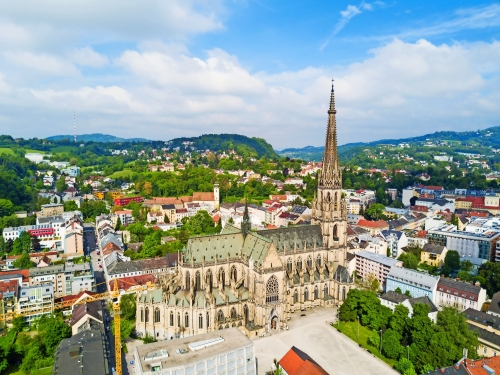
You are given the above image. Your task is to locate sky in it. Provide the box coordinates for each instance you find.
[0,1,499,149]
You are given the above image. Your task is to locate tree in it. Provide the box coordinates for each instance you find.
[55,175,68,193]
[450,213,459,229]
[164,214,170,223]
[13,252,34,269]
[457,270,472,282]
[404,290,412,297]
[115,216,122,231]
[0,198,15,217]
[365,203,385,221]
[444,250,460,270]
[32,235,41,252]
[460,260,474,273]
[382,329,403,359]
[389,304,410,336]
[398,252,418,270]
[395,358,417,375]
[395,287,402,294]
[12,316,27,332]
[368,330,380,348]
[64,200,78,212]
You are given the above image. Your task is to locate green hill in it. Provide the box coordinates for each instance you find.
[46,133,151,143]
[168,134,279,159]
[278,126,500,161]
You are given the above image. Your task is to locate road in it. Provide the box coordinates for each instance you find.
[84,223,118,373]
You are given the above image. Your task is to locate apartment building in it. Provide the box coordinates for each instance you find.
[355,250,402,289]
[385,267,440,302]
[29,264,65,298]
[3,217,66,252]
[436,277,487,311]
[18,284,54,324]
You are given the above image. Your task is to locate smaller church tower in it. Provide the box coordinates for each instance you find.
[241,201,251,238]
[214,183,220,209]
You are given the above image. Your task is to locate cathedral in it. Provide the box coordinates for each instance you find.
[135,85,354,339]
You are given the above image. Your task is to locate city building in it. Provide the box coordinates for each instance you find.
[136,88,354,340]
[420,243,448,267]
[487,291,500,317]
[436,278,487,311]
[278,346,329,375]
[385,267,439,301]
[114,209,134,226]
[3,217,67,252]
[114,196,143,206]
[133,328,256,375]
[379,291,438,323]
[465,309,500,358]
[53,330,109,375]
[354,250,402,289]
[356,218,389,235]
[427,224,500,262]
[380,229,407,258]
[29,264,65,298]
[18,284,54,324]
[70,301,103,335]
[39,203,64,218]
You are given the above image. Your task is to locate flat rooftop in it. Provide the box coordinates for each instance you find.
[135,328,252,372]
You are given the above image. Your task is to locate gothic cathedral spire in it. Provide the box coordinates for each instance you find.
[311,82,347,265]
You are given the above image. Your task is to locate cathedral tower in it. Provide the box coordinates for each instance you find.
[311,82,348,265]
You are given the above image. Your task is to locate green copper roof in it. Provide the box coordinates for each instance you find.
[256,225,323,253]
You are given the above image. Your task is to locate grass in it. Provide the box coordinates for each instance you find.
[50,145,78,153]
[4,364,26,375]
[335,320,396,368]
[31,367,52,375]
[108,169,137,179]
[0,147,15,155]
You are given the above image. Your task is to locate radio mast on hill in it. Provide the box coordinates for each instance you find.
[73,111,76,143]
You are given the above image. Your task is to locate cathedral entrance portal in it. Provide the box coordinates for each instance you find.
[271,316,278,330]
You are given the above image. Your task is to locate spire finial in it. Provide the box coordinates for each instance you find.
[331,78,334,92]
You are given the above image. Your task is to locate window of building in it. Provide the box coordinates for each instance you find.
[154,308,160,323]
[170,311,174,326]
[185,312,189,328]
[266,276,279,303]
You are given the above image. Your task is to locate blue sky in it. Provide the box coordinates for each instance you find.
[0,1,499,149]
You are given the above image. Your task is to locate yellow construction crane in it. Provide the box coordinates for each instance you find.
[1,278,156,375]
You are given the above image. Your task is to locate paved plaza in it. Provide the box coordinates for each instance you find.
[253,307,398,375]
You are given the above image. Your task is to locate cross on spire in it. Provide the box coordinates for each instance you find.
[331,78,334,92]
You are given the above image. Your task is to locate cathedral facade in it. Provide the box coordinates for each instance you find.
[135,86,354,340]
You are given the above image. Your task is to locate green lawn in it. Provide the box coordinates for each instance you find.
[335,321,396,367]
[31,367,52,375]
[4,364,26,375]
[0,147,15,155]
[50,145,78,153]
[108,169,137,179]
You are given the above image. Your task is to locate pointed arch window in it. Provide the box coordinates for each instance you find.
[217,310,224,322]
[231,307,237,319]
[314,286,319,300]
[293,289,298,304]
[169,311,174,327]
[185,271,191,290]
[287,258,293,272]
[316,254,322,267]
[199,313,203,329]
[296,257,302,270]
[342,287,346,301]
[333,225,338,241]
[266,276,279,303]
[177,313,180,327]
[207,312,210,328]
[304,287,309,301]
[307,256,313,269]
[324,284,329,297]
[185,312,189,328]
[206,269,213,291]
[231,265,237,283]
[154,308,160,323]
[195,271,201,291]
[145,307,149,323]
[243,305,249,323]
[219,269,225,287]
[334,192,338,210]
[140,308,144,322]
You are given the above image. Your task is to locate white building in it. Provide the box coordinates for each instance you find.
[380,230,408,258]
[134,328,256,375]
[18,285,54,324]
[355,250,402,289]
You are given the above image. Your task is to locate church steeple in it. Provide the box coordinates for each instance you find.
[241,200,251,238]
[311,82,347,264]
[319,79,341,188]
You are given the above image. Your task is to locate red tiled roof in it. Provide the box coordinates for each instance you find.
[193,192,214,201]
[0,269,30,282]
[109,274,155,291]
[465,356,500,374]
[415,230,427,238]
[410,205,429,212]
[0,279,19,299]
[279,347,329,375]
[60,291,98,303]
[357,218,389,229]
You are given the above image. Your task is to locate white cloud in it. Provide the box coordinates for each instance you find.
[320,2,383,51]
[71,47,109,68]
[3,52,79,77]
[1,38,497,149]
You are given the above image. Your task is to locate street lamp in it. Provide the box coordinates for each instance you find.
[357,315,360,340]
[407,345,409,360]
[379,329,383,354]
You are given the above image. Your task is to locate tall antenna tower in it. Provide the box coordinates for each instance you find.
[73,111,76,143]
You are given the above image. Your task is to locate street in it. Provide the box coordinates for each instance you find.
[84,223,118,373]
